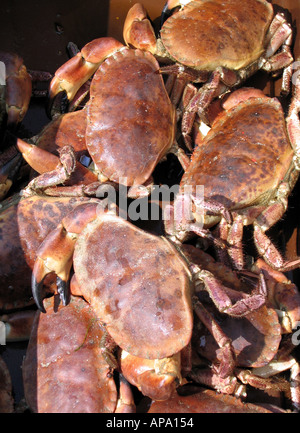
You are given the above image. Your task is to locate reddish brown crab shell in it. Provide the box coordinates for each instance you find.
[160,0,273,70]
[181,96,294,216]
[73,214,193,359]
[23,295,117,413]
[86,47,176,186]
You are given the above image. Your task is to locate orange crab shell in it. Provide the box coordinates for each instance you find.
[73,214,193,359]
[86,47,176,186]
[160,0,273,70]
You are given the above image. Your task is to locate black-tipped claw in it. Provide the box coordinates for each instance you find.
[160,2,172,28]
[57,277,71,307]
[31,274,46,313]
[47,90,69,119]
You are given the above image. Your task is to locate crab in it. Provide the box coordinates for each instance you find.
[31,203,194,360]
[23,295,136,413]
[30,200,270,361]
[0,52,52,199]
[182,245,300,409]
[0,52,51,134]
[164,76,300,272]
[20,37,190,199]
[123,0,294,147]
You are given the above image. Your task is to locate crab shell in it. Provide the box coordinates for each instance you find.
[193,303,281,369]
[23,295,118,413]
[180,95,295,227]
[160,0,273,71]
[85,47,176,186]
[72,214,193,359]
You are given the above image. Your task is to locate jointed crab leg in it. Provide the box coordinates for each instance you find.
[17,140,99,196]
[190,265,267,318]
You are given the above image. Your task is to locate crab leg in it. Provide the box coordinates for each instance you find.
[17,141,99,196]
[115,374,136,413]
[191,265,266,317]
[227,183,300,272]
[263,13,293,65]
[32,202,100,312]
[253,185,300,272]
[192,296,236,380]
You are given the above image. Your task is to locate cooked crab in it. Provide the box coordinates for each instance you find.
[30,200,269,362]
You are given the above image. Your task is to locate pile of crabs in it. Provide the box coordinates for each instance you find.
[1,0,300,413]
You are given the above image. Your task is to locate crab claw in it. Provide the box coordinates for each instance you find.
[17,139,99,196]
[31,263,48,313]
[32,271,70,314]
[31,224,77,312]
[0,52,32,127]
[31,202,100,312]
[48,37,124,110]
[17,138,60,174]
[123,3,157,54]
